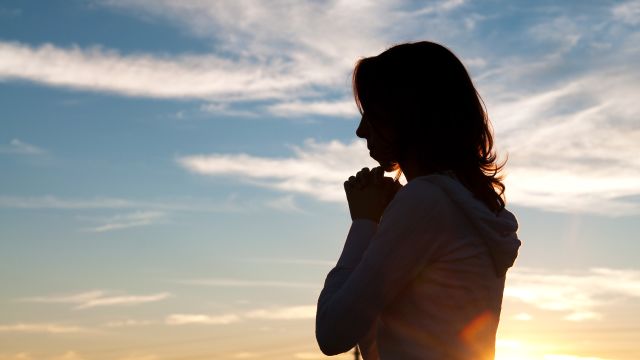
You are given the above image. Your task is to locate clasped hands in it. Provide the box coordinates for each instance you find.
[344,166,403,223]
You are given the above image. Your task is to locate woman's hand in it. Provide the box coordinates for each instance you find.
[344,166,403,223]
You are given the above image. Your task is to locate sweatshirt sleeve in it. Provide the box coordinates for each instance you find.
[315,183,446,356]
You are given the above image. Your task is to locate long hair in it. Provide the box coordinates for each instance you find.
[352,41,506,213]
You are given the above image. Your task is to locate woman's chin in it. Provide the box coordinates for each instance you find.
[376,160,399,173]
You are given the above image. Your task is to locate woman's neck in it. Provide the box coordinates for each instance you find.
[398,158,435,182]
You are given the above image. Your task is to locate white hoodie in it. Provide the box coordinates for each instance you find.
[316,174,521,359]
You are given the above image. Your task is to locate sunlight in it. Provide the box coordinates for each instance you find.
[495,339,540,360]
[495,338,612,360]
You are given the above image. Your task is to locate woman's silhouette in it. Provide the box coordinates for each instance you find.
[316,41,521,359]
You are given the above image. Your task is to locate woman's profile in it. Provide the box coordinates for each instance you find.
[315,41,521,359]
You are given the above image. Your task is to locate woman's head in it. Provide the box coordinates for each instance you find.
[352,41,506,212]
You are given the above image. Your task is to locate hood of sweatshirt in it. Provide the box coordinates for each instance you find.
[420,174,521,277]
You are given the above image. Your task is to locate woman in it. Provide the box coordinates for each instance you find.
[315,41,521,359]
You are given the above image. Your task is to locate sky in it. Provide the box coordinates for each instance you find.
[1,0,639,359]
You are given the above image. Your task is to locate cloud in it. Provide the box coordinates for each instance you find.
[0,323,89,334]
[199,102,258,117]
[179,124,640,215]
[74,292,170,309]
[264,195,303,213]
[0,1,467,117]
[3,2,639,215]
[0,139,45,155]
[244,305,315,320]
[175,278,316,289]
[19,290,171,310]
[504,267,640,321]
[165,313,240,325]
[491,68,640,215]
[165,304,315,326]
[82,211,166,232]
[0,41,303,101]
[0,195,137,209]
[104,319,155,328]
[266,99,358,118]
[612,0,640,25]
[49,352,86,360]
[0,194,259,214]
[177,138,378,203]
[0,353,89,360]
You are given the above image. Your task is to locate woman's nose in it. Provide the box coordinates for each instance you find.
[356,117,368,139]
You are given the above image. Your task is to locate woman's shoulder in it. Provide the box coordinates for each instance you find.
[398,174,452,202]
[389,175,452,214]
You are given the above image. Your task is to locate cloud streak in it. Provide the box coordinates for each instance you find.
[0,41,301,101]
[0,0,467,117]
[177,138,377,203]
[165,304,315,326]
[0,323,89,334]
[0,139,46,155]
[19,290,171,310]
[165,314,240,325]
[504,267,640,321]
[82,211,166,232]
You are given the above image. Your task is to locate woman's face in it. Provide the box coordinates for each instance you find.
[356,106,398,171]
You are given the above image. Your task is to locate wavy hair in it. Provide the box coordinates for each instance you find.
[353,41,506,212]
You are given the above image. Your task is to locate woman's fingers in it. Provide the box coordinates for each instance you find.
[355,167,371,188]
[371,166,384,184]
[346,166,398,192]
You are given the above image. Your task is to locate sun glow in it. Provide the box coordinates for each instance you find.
[495,338,612,360]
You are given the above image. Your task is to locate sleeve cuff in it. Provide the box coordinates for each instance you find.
[336,219,378,268]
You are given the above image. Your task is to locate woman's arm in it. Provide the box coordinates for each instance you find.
[358,318,379,360]
[315,181,447,355]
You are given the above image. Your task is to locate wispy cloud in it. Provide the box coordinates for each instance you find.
[19,290,171,310]
[0,194,291,214]
[0,195,138,209]
[103,319,156,328]
[0,41,299,101]
[158,2,640,215]
[165,304,315,326]
[266,99,357,118]
[82,211,166,232]
[0,1,467,117]
[0,139,45,155]
[490,67,640,215]
[505,267,640,321]
[244,305,315,320]
[165,313,240,325]
[177,138,377,203]
[264,195,303,213]
[49,352,86,360]
[175,278,316,289]
[0,352,94,360]
[0,323,89,334]
[178,127,640,215]
[612,0,640,25]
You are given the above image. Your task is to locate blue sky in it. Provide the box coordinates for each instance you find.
[1,1,640,359]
